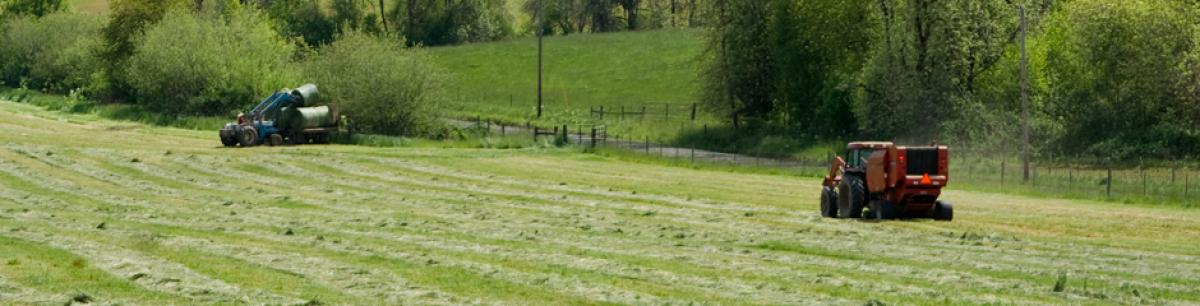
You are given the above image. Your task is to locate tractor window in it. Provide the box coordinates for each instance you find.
[846,149,875,168]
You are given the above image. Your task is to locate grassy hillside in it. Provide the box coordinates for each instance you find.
[1,98,1199,304]
[431,29,707,133]
[70,0,109,14]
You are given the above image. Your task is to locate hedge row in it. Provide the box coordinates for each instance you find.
[0,5,444,136]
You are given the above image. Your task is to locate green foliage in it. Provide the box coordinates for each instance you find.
[125,7,298,115]
[699,1,771,126]
[858,0,1047,142]
[700,0,867,137]
[520,0,705,34]
[395,0,512,46]
[96,0,186,101]
[0,0,65,18]
[303,31,445,136]
[0,12,104,92]
[1041,0,1199,159]
[262,0,337,47]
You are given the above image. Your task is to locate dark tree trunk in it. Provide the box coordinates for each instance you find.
[621,0,640,30]
[379,0,388,32]
[407,0,416,35]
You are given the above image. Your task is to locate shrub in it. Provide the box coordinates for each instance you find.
[125,7,299,115]
[263,0,337,47]
[95,0,186,101]
[0,12,104,92]
[0,0,66,18]
[303,31,445,136]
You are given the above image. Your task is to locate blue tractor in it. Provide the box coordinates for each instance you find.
[219,84,341,147]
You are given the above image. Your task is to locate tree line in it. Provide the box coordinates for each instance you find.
[1,0,445,137]
[701,0,1200,160]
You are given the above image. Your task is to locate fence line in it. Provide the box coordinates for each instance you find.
[588,103,700,122]
[465,117,1197,207]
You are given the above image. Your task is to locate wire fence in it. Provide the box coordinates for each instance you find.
[463,113,1198,208]
[950,152,1197,206]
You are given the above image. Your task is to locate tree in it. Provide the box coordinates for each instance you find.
[522,0,671,35]
[699,0,772,129]
[1041,0,1198,158]
[858,0,1050,142]
[303,31,445,136]
[699,0,870,136]
[393,0,511,46]
[95,0,188,101]
[1,0,65,18]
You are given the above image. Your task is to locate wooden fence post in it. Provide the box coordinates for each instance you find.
[1172,165,1176,183]
[1142,167,1147,197]
[691,103,697,121]
[1001,157,1006,189]
[590,128,596,148]
[641,106,647,121]
[620,106,625,120]
[1068,167,1073,191]
[1107,166,1113,198]
[968,158,973,181]
[599,106,604,120]
[732,143,738,165]
[665,104,670,121]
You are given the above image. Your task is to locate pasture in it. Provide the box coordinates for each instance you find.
[0,99,1197,305]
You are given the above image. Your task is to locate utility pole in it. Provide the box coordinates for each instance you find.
[1020,5,1031,182]
[536,0,545,118]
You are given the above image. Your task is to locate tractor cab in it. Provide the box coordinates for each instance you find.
[843,142,893,172]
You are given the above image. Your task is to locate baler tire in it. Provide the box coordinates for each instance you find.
[838,174,866,218]
[820,187,838,218]
[934,200,954,221]
[269,134,284,146]
[238,126,258,147]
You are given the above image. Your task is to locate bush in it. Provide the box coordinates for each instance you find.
[125,7,298,115]
[0,12,104,92]
[1041,0,1198,158]
[303,31,445,136]
[0,0,65,18]
[263,0,337,47]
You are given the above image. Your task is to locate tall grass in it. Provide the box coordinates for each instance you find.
[0,86,227,130]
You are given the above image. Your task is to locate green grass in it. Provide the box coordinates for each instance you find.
[0,86,229,131]
[431,29,711,140]
[2,96,1199,304]
[70,0,110,14]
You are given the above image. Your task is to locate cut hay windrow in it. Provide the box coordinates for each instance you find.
[1,99,1198,305]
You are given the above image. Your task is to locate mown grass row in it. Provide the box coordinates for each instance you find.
[4,99,1200,304]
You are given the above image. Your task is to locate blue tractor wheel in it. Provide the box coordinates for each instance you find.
[238,126,258,147]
